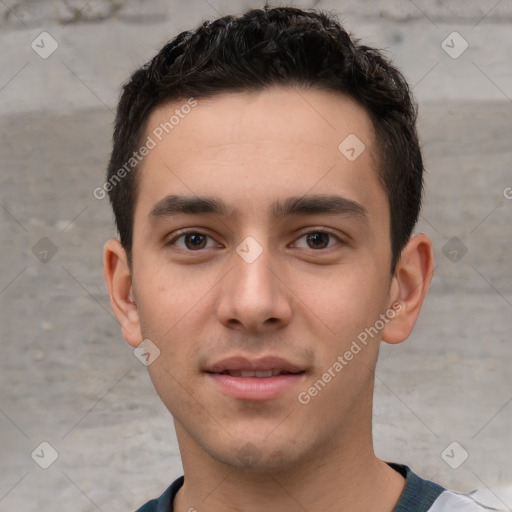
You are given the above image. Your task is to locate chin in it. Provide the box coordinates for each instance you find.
[211,445,301,473]
[197,430,315,474]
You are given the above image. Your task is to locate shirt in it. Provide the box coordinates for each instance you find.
[134,462,498,511]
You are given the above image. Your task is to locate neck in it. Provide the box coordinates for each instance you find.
[173,421,405,512]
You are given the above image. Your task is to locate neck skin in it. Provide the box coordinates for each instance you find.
[172,389,406,512]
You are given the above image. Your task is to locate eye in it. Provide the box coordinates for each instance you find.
[292,230,342,250]
[166,229,343,252]
[167,231,220,251]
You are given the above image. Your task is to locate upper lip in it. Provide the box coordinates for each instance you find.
[205,356,305,374]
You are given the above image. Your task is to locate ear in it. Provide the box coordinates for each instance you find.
[103,239,142,348]
[381,233,434,345]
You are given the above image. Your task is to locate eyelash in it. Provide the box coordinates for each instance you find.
[166,229,344,252]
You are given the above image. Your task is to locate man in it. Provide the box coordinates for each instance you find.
[102,6,496,512]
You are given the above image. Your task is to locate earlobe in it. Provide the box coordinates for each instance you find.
[381,234,435,345]
[103,239,143,347]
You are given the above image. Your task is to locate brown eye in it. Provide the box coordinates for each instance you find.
[293,230,341,250]
[306,232,330,249]
[168,231,217,251]
[184,233,207,250]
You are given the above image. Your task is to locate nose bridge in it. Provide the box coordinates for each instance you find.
[216,233,291,331]
[233,233,276,301]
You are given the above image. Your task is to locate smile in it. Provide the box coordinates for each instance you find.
[216,369,303,378]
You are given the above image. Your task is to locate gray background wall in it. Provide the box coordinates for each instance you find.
[0,1,511,510]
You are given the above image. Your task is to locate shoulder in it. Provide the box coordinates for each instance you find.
[133,476,184,512]
[388,463,499,512]
[134,498,159,512]
[429,489,501,512]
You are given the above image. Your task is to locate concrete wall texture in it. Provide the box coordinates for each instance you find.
[0,1,511,511]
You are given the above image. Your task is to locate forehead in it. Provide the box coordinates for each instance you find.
[144,86,374,161]
[135,86,386,226]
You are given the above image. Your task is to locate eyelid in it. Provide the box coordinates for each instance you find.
[290,227,344,248]
[166,227,345,251]
[166,229,221,249]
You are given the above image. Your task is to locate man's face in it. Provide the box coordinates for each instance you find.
[129,86,395,471]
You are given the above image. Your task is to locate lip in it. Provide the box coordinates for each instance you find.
[204,355,307,401]
[205,355,305,374]
[207,373,305,401]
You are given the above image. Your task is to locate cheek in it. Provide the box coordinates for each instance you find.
[294,263,389,343]
[138,272,203,411]
[135,260,202,332]
[134,263,215,370]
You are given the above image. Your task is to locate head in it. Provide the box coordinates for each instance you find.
[104,6,433,474]
[106,5,423,274]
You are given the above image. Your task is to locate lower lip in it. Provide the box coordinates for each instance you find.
[206,373,306,401]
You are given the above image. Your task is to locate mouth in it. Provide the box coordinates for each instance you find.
[204,356,307,401]
[212,369,305,378]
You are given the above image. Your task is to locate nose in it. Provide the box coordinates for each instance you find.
[215,238,293,334]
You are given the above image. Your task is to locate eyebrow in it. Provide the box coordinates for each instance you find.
[149,194,368,224]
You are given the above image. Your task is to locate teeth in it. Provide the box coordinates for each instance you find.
[243,370,273,378]
[222,369,287,377]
